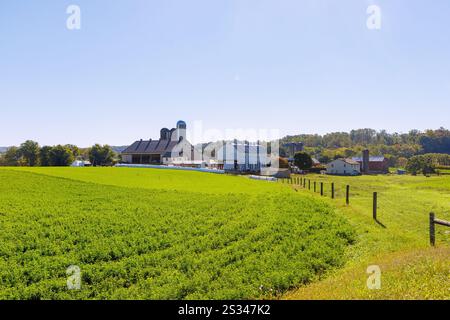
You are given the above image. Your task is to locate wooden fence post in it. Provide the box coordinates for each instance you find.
[314,181,316,192]
[373,192,377,220]
[430,212,435,246]
[331,183,335,199]
[346,185,350,205]
[308,180,311,190]
[320,182,324,196]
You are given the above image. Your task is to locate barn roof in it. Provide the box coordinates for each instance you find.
[330,158,360,165]
[352,156,386,162]
[343,158,360,165]
[122,139,180,154]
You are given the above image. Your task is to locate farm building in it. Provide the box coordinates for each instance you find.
[215,140,269,173]
[121,121,199,166]
[71,160,92,167]
[312,158,321,167]
[326,158,361,176]
[352,150,389,174]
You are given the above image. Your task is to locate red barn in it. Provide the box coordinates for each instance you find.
[352,156,389,174]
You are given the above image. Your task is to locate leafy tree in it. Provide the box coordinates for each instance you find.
[2,147,21,166]
[49,145,74,166]
[350,128,377,145]
[406,155,435,175]
[318,155,331,164]
[406,156,423,175]
[323,132,351,148]
[19,140,40,166]
[294,152,313,170]
[419,128,450,154]
[88,144,114,166]
[39,146,53,166]
[65,144,80,158]
[396,157,408,168]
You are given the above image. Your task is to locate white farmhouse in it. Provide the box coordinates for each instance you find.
[326,158,361,176]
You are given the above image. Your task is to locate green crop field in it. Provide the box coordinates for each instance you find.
[1,168,448,300]
[0,167,354,300]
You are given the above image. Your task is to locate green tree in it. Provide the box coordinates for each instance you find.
[406,156,422,175]
[396,157,408,168]
[39,146,53,166]
[406,155,435,175]
[318,155,331,164]
[49,145,74,166]
[65,144,80,158]
[2,147,21,166]
[88,144,114,166]
[294,152,313,170]
[19,140,40,166]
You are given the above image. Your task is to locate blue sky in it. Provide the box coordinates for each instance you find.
[1,0,450,146]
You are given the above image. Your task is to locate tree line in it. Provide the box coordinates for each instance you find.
[405,153,450,175]
[0,140,116,167]
[280,127,450,167]
[289,151,450,175]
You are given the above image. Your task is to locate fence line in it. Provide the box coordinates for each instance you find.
[281,177,450,247]
[284,177,381,220]
[429,212,450,246]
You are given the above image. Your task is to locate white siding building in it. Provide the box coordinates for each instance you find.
[326,158,361,176]
[216,140,269,172]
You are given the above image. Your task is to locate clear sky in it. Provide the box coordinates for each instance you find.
[1,0,450,146]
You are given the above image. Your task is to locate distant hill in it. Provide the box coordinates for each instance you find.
[0,147,8,154]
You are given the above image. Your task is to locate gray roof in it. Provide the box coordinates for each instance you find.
[122,139,180,155]
[342,158,360,165]
[352,156,386,162]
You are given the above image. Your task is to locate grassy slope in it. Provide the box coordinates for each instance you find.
[284,174,450,299]
[0,168,354,299]
[287,246,449,300]
[7,167,280,194]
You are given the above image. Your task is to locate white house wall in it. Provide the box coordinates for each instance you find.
[216,143,269,170]
[122,154,132,163]
[327,160,360,175]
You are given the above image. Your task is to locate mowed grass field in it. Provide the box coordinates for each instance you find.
[0,167,354,300]
[284,174,450,299]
